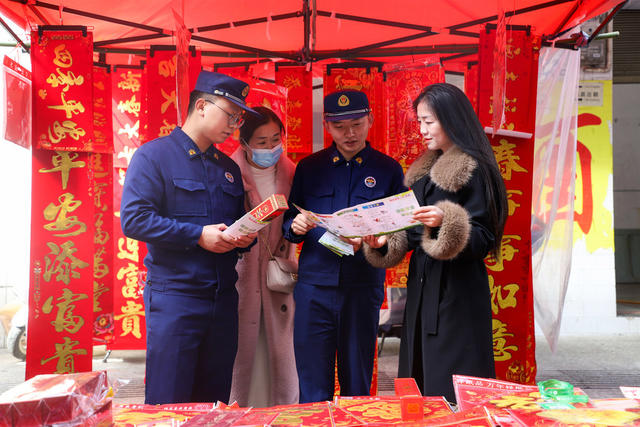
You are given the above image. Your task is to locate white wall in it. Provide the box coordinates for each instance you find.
[612,83,640,230]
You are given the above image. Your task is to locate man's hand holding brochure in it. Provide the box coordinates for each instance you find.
[295,190,422,256]
[224,194,289,238]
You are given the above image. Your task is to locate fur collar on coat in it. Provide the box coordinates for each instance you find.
[404,146,477,192]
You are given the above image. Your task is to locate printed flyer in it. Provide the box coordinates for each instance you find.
[295,190,421,238]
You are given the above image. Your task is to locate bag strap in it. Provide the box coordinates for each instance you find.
[258,223,280,260]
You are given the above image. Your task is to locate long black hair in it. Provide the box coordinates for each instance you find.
[413,83,508,257]
[239,106,284,144]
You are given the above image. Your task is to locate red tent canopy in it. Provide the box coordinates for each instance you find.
[0,0,625,72]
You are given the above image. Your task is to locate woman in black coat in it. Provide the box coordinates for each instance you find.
[363,83,508,403]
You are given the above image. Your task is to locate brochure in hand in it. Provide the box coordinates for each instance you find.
[294,188,421,241]
[223,194,288,238]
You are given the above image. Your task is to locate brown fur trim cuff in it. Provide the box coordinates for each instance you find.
[363,231,408,269]
[421,200,471,260]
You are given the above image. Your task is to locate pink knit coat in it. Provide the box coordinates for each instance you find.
[229,147,299,406]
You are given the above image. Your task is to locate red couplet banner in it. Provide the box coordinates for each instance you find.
[91,153,114,345]
[109,166,147,350]
[275,66,313,155]
[112,65,144,169]
[478,27,541,384]
[110,64,147,350]
[27,149,94,379]
[92,65,114,154]
[2,55,32,148]
[145,47,201,142]
[31,28,94,152]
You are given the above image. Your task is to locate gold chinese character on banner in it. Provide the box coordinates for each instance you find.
[95,213,109,246]
[158,55,177,78]
[42,288,89,333]
[486,235,521,272]
[493,319,518,361]
[281,75,302,89]
[94,182,108,211]
[47,120,87,145]
[287,100,302,111]
[114,301,145,339]
[43,193,87,237]
[161,89,177,114]
[41,336,87,373]
[38,151,86,190]
[287,134,302,147]
[118,71,141,92]
[492,139,528,180]
[488,275,519,315]
[117,237,139,262]
[94,111,107,127]
[46,68,84,92]
[506,38,522,59]
[43,241,89,285]
[91,152,107,174]
[117,262,140,299]
[94,280,108,312]
[117,94,141,117]
[288,117,302,131]
[94,246,109,279]
[118,121,140,139]
[48,92,85,119]
[507,190,522,216]
[52,44,73,68]
[158,119,176,137]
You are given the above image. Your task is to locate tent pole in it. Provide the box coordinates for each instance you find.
[315,10,430,32]
[193,12,300,33]
[9,0,167,34]
[314,30,435,60]
[0,14,29,52]
[587,0,627,44]
[191,34,299,61]
[28,3,51,25]
[303,0,310,62]
[448,0,574,31]
[95,34,168,47]
[317,44,477,60]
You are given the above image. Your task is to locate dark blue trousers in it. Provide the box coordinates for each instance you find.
[293,281,384,403]
[143,283,238,404]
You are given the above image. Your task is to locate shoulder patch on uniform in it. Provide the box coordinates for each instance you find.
[225,171,234,183]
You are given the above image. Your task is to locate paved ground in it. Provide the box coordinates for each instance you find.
[2,335,640,404]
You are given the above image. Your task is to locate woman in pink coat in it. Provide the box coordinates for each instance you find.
[230,106,298,407]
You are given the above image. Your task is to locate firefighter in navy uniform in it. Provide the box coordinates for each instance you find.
[120,71,258,404]
[283,90,406,403]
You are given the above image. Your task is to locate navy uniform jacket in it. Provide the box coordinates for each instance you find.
[120,127,246,296]
[283,142,405,287]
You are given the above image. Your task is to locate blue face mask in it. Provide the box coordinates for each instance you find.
[251,143,283,168]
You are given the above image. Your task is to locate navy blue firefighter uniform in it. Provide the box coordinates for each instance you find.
[283,142,405,402]
[120,127,246,404]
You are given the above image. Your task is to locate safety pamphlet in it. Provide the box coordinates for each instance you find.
[223,194,289,238]
[294,189,421,239]
[318,231,355,257]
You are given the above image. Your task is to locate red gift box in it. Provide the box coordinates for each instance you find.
[248,194,289,222]
[0,371,110,427]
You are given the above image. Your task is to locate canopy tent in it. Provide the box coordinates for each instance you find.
[0,0,627,73]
